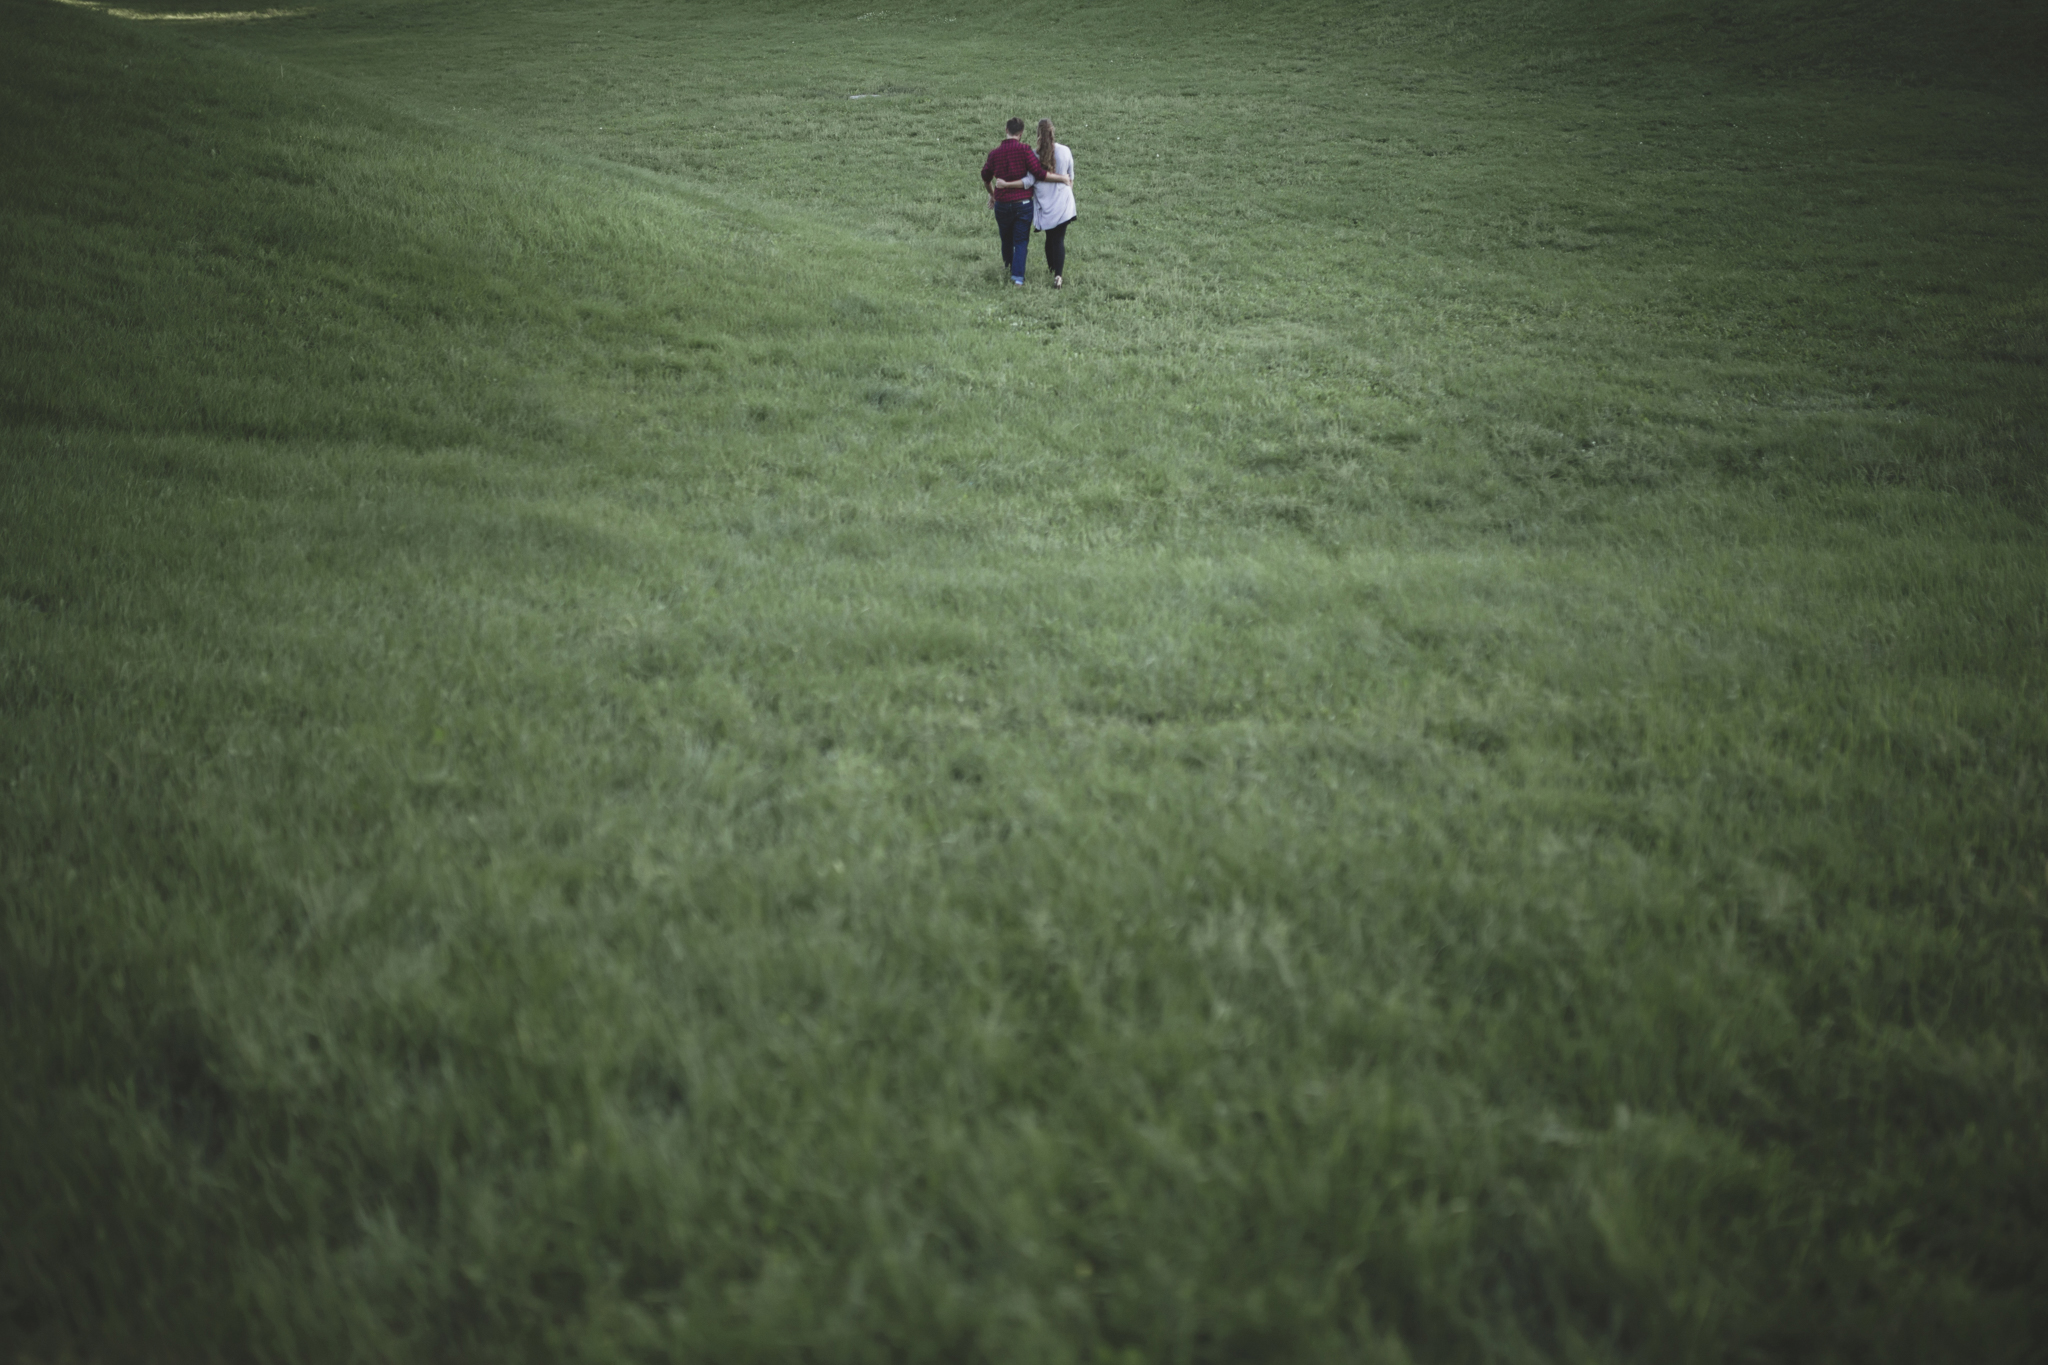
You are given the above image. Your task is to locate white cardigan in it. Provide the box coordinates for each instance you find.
[1032,143,1076,230]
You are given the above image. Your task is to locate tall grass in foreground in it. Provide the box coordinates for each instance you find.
[4,0,2046,1360]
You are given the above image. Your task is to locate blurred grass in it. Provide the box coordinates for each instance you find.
[3,0,2046,1361]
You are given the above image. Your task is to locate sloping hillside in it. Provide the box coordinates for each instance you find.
[5,2,2045,1362]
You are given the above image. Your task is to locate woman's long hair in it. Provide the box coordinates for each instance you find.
[1035,119,1057,172]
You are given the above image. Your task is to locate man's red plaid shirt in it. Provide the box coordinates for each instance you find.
[981,139,1048,203]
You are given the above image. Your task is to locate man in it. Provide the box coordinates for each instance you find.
[980,117,1047,286]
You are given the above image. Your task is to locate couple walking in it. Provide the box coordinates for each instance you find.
[980,117,1076,287]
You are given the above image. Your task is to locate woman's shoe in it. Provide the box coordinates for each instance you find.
[1053,275,1063,289]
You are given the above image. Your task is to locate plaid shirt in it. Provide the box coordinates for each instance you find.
[981,139,1047,203]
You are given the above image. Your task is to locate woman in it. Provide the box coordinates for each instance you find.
[991,119,1076,287]
[1029,118,1077,288]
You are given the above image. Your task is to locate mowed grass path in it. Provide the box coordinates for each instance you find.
[4,0,2046,1360]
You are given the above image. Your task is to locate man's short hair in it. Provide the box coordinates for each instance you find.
[1006,117,1025,136]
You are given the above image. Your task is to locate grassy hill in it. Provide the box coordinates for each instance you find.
[4,1,2045,1360]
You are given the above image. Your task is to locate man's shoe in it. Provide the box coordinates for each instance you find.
[1053,275,1063,289]
[1011,276,1025,286]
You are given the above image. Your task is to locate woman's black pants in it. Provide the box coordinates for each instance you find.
[1042,220,1071,276]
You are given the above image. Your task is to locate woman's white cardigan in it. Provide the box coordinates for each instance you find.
[1032,143,1076,230]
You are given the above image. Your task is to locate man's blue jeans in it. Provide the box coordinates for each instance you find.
[993,199,1034,281]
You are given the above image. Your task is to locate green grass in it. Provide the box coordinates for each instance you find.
[4,0,2046,1360]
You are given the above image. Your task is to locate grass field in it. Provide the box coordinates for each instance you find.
[4,0,2047,1359]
